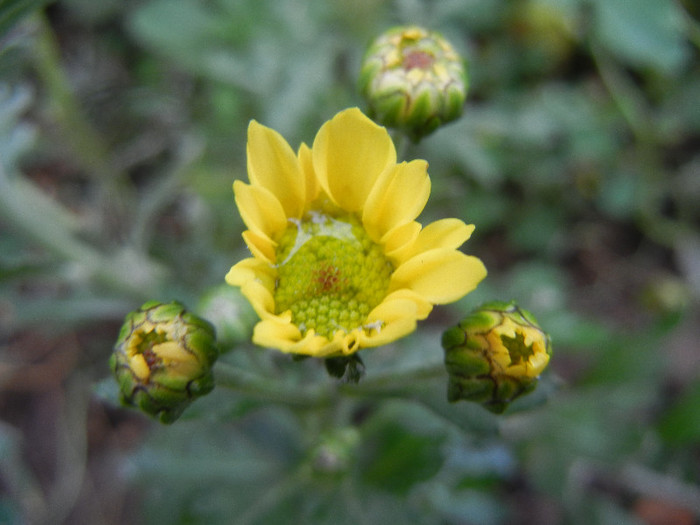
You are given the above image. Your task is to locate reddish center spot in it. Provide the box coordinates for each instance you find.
[403,50,434,70]
[315,264,342,293]
[142,346,160,369]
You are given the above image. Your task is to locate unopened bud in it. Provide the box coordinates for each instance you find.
[442,301,551,414]
[311,428,360,476]
[110,301,218,423]
[359,25,467,141]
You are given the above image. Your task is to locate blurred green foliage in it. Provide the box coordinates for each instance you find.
[1,0,699,523]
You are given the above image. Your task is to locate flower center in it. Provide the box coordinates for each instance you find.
[127,326,168,382]
[500,329,536,366]
[126,323,200,382]
[403,50,434,70]
[274,210,393,339]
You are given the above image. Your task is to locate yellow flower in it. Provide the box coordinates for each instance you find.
[226,108,486,357]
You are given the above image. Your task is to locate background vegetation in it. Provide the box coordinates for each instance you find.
[1,0,699,523]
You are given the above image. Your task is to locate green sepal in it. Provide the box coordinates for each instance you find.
[441,326,467,351]
[445,350,491,377]
[458,309,501,333]
[447,375,495,404]
[324,354,365,383]
[372,91,408,128]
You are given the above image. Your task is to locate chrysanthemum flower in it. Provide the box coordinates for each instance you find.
[226,108,486,358]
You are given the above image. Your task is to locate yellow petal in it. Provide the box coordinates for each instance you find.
[234,180,288,241]
[382,221,421,260]
[247,120,305,218]
[389,249,487,304]
[242,230,276,263]
[362,160,430,242]
[253,318,302,350]
[380,289,433,320]
[226,258,277,319]
[254,321,343,357]
[322,331,357,357]
[360,297,419,347]
[129,354,150,381]
[395,218,475,265]
[225,257,274,288]
[298,142,320,204]
[527,351,550,377]
[312,108,396,212]
[239,281,275,320]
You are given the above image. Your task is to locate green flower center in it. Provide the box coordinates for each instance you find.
[500,330,536,366]
[134,329,168,366]
[274,210,393,339]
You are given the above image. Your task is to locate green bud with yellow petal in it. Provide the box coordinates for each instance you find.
[110,301,219,424]
[359,25,468,142]
[442,301,552,414]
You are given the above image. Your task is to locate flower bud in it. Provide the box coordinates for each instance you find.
[442,301,551,414]
[110,301,219,423]
[359,25,467,141]
[310,428,360,477]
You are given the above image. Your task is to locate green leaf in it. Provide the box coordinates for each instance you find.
[359,404,447,495]
[658,380,700,445]
[0,0,53,40]
[591,0,690,73]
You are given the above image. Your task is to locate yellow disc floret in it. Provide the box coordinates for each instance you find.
[274,210,393,339]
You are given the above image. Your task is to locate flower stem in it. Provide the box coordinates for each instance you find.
[214,361,446,405]
[339,362,445,397]
[33,14,125,185]
[32,13,137,233]
[0,164,164,298]
[214,362,332,407]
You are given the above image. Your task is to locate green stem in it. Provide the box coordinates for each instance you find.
[0,165,164,298]
[237,463,312,525]
[32,13,136,230]
[129,135,203,251]
[214,362,332,407]
[392,131,411,161]
[591,45,654,147]
[591,44,692,249]
[339,362,445,397]
[679,1,700,51]
[33,14,121,183]
[214,361,446,405]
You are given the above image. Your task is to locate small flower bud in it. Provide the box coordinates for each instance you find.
[442,301,552,414]
[359,25,468,141]
[310,428,360,477]
[110,301,219,423]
